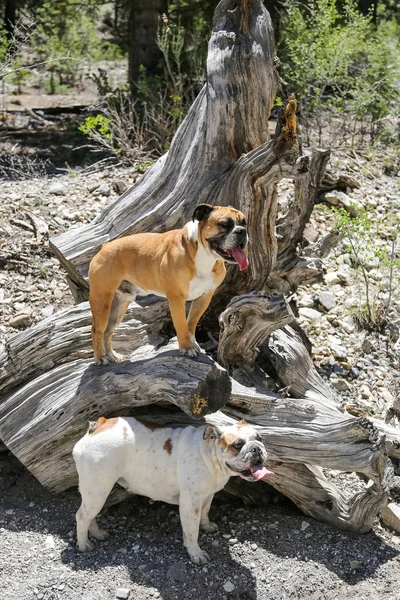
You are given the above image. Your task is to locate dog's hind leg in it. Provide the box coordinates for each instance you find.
[103,283,136,362]
[76,478,115,552]
[89,291,116,365]
[187,290,215,353]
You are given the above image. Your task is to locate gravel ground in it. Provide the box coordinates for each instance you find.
[1,450,400,600]
[1,150,400,599]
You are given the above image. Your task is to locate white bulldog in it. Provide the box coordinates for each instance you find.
[73,416,273,565]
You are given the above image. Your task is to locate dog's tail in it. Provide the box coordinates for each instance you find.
[87,416,107,434]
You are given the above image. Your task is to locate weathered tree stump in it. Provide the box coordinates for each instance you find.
[49,0,329,304]
[1,0,398,535]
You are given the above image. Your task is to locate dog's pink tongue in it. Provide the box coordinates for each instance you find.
[250,464,274,480]
[232,247,249,271]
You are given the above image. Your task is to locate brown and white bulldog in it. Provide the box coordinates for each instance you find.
[88,204,249,365]
[73,417,273,565]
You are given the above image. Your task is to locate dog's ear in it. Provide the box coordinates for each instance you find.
[237,419,247,427]
[203,425,221,440]
[192,204,214,222]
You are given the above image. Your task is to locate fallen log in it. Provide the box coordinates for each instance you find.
[0,334,231,492]
[0,296,170,397]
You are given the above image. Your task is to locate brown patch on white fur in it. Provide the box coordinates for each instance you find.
[163,438,173,455]
[236,419,248,428]
[219,432,241,454]
[89,417,119,436]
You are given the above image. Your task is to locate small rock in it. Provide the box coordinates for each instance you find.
[223,581,235,593]
[115,589,130,600]
[337,319,355,334]
[87,182,101,193]
[328,337,348,360]
[324,190,361,216]
[93,183,111,197]
[112,180,129,194]
[298,294,315,308]
[349,560,361,570]
[361,338,373,353]
[251,543,258,550]
[318,291,336,311]
[325,272,341,285]
[53,216,65,227]
[301,521,310,531]
[381,503,400,532]
[330,377,351,392]
[48,182,67,196]
[337,264,352,283]
[229,538,238,545]
[360,384,372,399]
[299,307,322,320]
[41,305,54,319]
[392,536,400,545]
[44,535,55,550]
[9,308,33,329]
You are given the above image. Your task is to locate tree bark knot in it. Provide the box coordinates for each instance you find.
[217,292,294,368]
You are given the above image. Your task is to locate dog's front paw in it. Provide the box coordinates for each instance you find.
[187,546,211,565]
[106,350,125,363]
[201,521,218,533]
[189,335,201,353]
[78,539,95,552]
[94,355,111,366]
[180,346,198,357]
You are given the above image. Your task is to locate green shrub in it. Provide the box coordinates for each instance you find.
[278,0,400,146]
[78,114,112,140]
[79,10,208,164]
[331,206,399,330]
[32,0,120,92]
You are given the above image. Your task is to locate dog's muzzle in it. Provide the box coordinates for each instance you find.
[207,227,249,271]
[227,442,273,481]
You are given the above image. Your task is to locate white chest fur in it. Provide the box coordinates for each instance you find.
[187,221,218,301]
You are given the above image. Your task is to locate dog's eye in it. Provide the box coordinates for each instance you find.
[218,218,233,229]
[232,440,245,451]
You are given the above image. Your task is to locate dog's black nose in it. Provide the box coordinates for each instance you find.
[234,226,247,240]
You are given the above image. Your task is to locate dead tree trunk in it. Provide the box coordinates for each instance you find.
[49,0,328,304]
